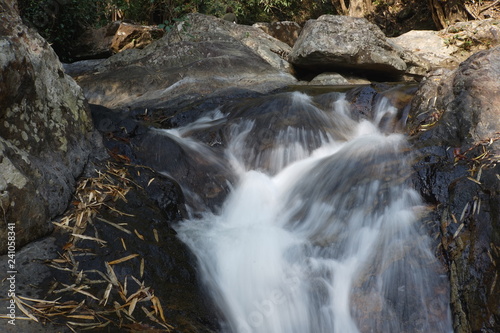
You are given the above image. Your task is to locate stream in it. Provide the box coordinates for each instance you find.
[161,89,453,333]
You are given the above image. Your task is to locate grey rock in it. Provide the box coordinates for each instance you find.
[0,0,96,253]
[74,14,296,111]
[391,19,500,71]
[289,15,429,80]
[309,72,349,85]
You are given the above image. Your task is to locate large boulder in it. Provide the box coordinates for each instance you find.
[409,46,500,333]
[288,15,430,80]
[172,13,293,72]
[391,19,500,70]
[69,13,296,113]
[0,0,95,253]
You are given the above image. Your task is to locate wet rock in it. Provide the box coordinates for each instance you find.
[0,0,96,253]
[288,15,430,80]
[90,104,234,213]
[42,159,221,332]
[409,46,500,333]
[0,236,72,332]
[219,92,351,174]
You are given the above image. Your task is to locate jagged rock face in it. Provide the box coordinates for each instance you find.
[0,0,95,253]
[288,15,429,79]
[409,46,500,333]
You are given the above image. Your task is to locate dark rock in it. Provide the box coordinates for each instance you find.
[0,0,96,253]
[409,46,500,333]
[89,104,234,213]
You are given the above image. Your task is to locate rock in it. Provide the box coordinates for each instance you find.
[410,47,500,148]
[0,0,96,253]
[253,21,302,47]
[89,104,235,212]
[309,72,349,85]
[72,21,164,60]
[288,15,429,80]
[72,14,296,112]
[390,30,461,69]
[0,236,72,332]
[172,14,293,72]
[391,19,500,70]
[409,46,500,333]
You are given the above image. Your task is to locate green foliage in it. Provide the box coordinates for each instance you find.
[18,0,107,61]
[18,0,335,61]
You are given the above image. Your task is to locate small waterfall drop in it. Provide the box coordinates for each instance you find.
[174,90,453,333]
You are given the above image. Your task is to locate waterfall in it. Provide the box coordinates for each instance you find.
[174,91,453,333]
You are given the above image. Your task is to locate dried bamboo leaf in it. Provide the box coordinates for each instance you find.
[71,286,100,301]
[76,270,84,285]
[52,222,75,231]
[14,296,38,322]
[69,300,86,315]
[125,287,150,303]
[140,258,145,279]
[105,262,119,286]
[79,321,111,330]
[53,284,77,294]
[130,275,144,287]
[101,283,113,307]
[134,229,145,240]
[66,323,78,333]
[121,238,127,251]
[467,177,482,185]
[67,321,102,327]
[97,217,132,234]
[153,229,159,243]
[66,314,95,320]
[17,296,60,304]
[108,254,139,265]
[71,233,107,244]
[453,223,465,239]
[141,306,173,330]
[151,296,166,323]
[147,178,155,187]
[123,276,128,295]
[460,203,470,221]
[128,297,138,316]
[104,204,135,217]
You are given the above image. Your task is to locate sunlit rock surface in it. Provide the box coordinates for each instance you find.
[0,0,96,253]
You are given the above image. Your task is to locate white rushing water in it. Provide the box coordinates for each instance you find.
[175,92,452,333]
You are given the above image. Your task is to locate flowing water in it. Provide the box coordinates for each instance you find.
[173,90,453,333]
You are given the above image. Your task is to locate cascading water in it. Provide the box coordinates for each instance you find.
[173,90,453,333]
